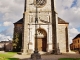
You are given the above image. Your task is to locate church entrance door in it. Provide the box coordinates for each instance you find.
[36,28,47,52]
[37,37,47,51]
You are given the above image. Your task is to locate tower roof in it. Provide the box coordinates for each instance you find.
[14,17,69,24]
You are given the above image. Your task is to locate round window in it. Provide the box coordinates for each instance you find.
[34,0,47,8]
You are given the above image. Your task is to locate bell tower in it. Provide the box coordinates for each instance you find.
[22,0,59,54]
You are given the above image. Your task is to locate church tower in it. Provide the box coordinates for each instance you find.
[21,0,69,54]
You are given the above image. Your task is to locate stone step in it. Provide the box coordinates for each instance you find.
[39,51,47,55]
[19,58,58,60]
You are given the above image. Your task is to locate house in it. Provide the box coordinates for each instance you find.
[70,34,80,51]
[0,41,13,51]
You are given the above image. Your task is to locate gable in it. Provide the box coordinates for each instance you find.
[58,17,69,24]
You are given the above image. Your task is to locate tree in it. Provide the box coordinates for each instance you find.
[13,33,22,52]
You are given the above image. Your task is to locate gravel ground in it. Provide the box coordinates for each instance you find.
[13,52,80,60]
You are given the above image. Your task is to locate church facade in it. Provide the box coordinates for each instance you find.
[13,0,69,54]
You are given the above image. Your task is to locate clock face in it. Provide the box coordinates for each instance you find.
[34,0,47,8]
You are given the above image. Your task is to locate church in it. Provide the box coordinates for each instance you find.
[13,0,69,54]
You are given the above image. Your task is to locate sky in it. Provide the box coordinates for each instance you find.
[0,0,80,44]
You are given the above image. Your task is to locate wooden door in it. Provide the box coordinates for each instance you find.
[42,38,47,51]
[37,38,47,51]
[37,38,42,51]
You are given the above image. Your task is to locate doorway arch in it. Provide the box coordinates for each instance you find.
[35,28,47,52]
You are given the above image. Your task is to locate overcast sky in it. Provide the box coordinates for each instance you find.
[0,0,80,44]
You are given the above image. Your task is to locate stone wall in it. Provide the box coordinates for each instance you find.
[14,24,23,33]
[58,24,68,53]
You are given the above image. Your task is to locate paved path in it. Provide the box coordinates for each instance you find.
[13,53,80,60]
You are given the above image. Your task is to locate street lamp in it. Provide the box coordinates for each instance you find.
[34,4,38,53]
[30,1,41,60]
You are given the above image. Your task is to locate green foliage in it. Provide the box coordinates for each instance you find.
[59,58,80,60]
[13,33,22,52]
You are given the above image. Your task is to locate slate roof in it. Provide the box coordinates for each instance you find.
[14,18,23,24]
[14,17,69,24]
[73,34,80,40]
[58,17,69,24]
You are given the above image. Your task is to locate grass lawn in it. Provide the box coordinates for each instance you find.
[59,58,80,60]
[0,52,19,60]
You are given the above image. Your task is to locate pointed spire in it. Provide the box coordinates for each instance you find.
[24,0,26,12]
